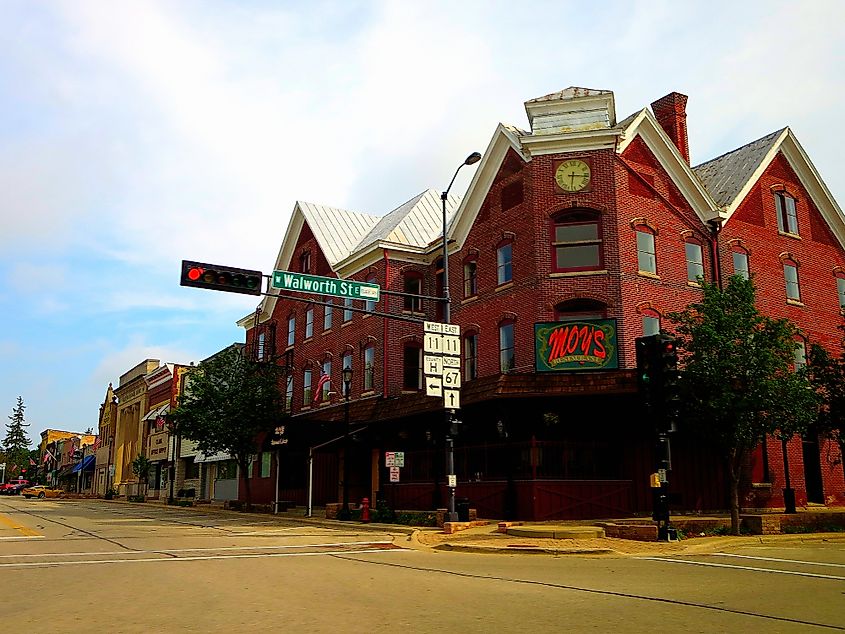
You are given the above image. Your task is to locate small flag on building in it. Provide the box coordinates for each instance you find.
[29,458,36,467]
[314,372,330,402]
[93,436,101,450]
[155,416,166,430]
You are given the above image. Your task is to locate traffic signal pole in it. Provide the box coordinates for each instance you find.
[637,334,680,541]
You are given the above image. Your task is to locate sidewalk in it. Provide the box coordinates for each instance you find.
[108,499,845,557]
[411,521,845,556]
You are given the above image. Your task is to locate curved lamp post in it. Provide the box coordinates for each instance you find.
[338,366,354,520]
[441,151,481,523]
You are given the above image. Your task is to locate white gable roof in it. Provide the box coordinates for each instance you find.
[240,190,462,326]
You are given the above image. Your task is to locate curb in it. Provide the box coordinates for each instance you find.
[433,543,615,556]
[95,498,419,535]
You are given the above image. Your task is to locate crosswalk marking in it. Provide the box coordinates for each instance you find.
[0,546,403,569]
[640,556,845,581]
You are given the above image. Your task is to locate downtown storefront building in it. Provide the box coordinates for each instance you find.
[238,87,845,520]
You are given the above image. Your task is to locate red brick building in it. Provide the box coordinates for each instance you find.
[240,87,845,520]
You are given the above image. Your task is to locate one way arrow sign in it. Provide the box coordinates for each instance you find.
[426,376,442,397]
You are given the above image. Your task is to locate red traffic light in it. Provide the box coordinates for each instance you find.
[180,260,263,296]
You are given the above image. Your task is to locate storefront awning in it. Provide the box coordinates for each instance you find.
[71,455,96,473]
[142,403,171,422]
[194,451,233,464]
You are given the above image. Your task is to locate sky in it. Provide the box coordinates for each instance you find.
[2,0,844,443]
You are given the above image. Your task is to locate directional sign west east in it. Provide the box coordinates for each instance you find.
[423,321,462,409]
[272,271,380,301]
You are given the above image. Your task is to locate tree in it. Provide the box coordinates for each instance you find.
[131,455,153,498]
[169,345,287,510]
[807,340,845,474]
[4,397,31,479]
[669,276,818,535]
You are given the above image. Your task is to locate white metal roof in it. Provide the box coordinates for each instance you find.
[297,201,379,267]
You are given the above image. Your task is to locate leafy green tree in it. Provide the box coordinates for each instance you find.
[169,345,287,510]
[131,454,153,498]
[808,340,845,473]
[669,276,818,535]
[4,397,31,479]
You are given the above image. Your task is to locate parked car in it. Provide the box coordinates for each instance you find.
[0,480,30,495]
[22,485,62,499]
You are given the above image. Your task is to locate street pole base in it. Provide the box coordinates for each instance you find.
[783,488,797,514]
[337,507,352,521]
[445,512,459,523]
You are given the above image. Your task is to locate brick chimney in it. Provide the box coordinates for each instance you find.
[650,92,689,164]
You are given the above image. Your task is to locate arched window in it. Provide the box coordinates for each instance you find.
[363,344,375,392]
[402,342,422,390]
[299,251,311,274]
[304,307,314,339]
[302,369,312,406]
[685,239,704,283]
[636,226,656,274]
[835,271,845,310]
[783,259,801,301]
[463,331,478,381]
[365,276,377,313]
[463,254,478,299]
[551,210,602,273]
[287,314,296,348]
[323,299,333,330]
[641,308,661,336]
[775,191,799,235]
[732,246,750,280]
[496,240,513,284]
[320,359,332,402]
[554,299,606,321]
[341,351,353,396]
[403,271,423,312]
[794,338,807,370]
[499,320,515,373]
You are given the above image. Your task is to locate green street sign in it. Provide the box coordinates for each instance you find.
[272,270,380,302]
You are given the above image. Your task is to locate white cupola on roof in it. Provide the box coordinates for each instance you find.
[524,87,616,135]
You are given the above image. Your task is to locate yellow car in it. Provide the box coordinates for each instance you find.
[21,485,62,499]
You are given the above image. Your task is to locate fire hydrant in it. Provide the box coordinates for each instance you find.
[361,497,370,523]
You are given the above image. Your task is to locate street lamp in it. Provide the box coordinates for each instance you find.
[441,151,481,324]
[338,366,354,520]
[441,151,481,523]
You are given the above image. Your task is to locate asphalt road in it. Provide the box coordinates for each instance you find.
[1,497,843,633]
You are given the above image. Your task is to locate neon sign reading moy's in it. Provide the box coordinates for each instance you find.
[534,319,618,372]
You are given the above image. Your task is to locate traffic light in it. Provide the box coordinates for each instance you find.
[636,336,657,413]
[635,334,681,428]
[180,260,263,296]
[659,337,681,432]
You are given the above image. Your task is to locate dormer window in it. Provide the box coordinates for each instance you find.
[775,192,799,235]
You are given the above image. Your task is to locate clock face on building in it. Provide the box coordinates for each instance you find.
[554,159,591,192]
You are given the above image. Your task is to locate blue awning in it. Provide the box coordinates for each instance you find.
[71,455,95,473]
